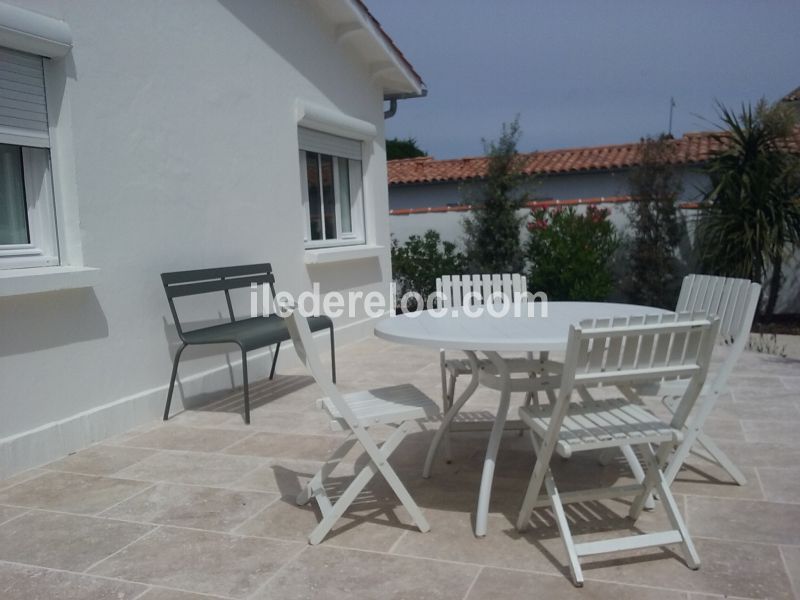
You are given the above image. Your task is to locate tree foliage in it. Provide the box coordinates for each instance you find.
[697,100,800,318]
[391,230,465,310]
[623,134,686,308]
[386,137,427,160]
[462,117,527,273]
[526,206,620,301]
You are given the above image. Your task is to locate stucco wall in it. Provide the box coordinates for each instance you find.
[0,0,393,477]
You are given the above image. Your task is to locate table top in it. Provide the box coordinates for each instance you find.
[374,301,671,352]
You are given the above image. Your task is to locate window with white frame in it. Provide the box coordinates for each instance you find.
[0,46,58,268]
[298,127,365,247]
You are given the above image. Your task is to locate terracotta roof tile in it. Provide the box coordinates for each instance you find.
[388,128,800,185]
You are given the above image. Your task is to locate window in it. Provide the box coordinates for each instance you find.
[298,127,365,247]
[0,47,58,268]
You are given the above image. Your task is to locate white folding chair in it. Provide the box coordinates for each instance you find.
[434,274,559,456]
[437,273,530,411]
[516,312,719,586]
[609,275,761,489]
[280,303,439,545]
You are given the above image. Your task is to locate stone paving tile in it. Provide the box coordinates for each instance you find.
[222,431,344,461]
[229,457,324,495]
[254,545,476,600]
[102,483,279,532]
[137,588,229,600]
[0,510,153,571]
[0,340,797,598]
[669,462,763,500]
[45,444,157,476]
[0,469,48,492]
[88,526,302,599]
[121,425,252,452]
[465,566,686,599]
[756,467,800,504]
[115,450,265,487]
[712,440,800,469]
[0,505,26,526]
[0,562,147,600]
[686,496,800,545]
[780,545,800,599]
[575,537,794,599]
[741,420,800,445]
[0,471,149,514]
[235,494,413,552]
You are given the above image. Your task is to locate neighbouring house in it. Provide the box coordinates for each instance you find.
[388,122,800,313]
[0,0,424,478]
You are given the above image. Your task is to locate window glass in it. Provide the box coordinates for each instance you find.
[0,144,29,245]
[338,157,352,234]
[306,151,322,241]
[320,154,336,239]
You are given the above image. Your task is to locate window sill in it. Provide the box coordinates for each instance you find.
[0,266,100,297]
[304,245,385,265]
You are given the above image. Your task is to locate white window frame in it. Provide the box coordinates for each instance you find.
[0,44,59,269]
[299,140,366,250]
[0,146,58,268]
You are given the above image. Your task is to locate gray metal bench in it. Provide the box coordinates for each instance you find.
[161,263,335,424]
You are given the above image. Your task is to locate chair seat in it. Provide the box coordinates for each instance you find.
[319,384,439,427]
[520,397,681,458]
[182,314,332,351]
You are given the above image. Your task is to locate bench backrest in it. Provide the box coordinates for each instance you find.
[161,263,275,336]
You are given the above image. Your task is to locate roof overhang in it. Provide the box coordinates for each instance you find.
[309,0,426,100]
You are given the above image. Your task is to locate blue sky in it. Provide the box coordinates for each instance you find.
[368,0,800,159]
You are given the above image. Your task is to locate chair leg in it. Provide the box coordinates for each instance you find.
[546,473,584,586]
[692,433,747,486]
[423,361,480,478]
[297,435,358,506]
[307,422,426,545]
[621,445,655,510]
[241,348,251,425]
[269,342,280,380]
[163,343,187,421]
[640,443,700,570]
[329,325,336,383]
[443,369,457,462]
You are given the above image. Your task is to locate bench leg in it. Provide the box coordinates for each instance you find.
[240,347,251,425]
[269,342,280,380]
[329,325,336,384]
[163,343,186,421]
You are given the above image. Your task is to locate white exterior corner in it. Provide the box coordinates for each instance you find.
[0,1,71,57]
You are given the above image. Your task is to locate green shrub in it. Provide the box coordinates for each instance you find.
[391,230,465,310]
[525,205,619,301]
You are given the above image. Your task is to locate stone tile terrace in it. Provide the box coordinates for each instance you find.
[0,337,798,599]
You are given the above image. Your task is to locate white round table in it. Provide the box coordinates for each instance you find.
[374,301,670,537]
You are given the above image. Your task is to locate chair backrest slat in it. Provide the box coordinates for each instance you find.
[436,273,528,309]
[674,274,761,395]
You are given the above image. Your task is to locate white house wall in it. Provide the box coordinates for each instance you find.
[0,0,393,477]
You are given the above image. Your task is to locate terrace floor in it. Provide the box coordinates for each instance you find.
[0,337,799,599]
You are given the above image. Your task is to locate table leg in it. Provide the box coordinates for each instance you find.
[475,351,511,537]
[423,351,480,479]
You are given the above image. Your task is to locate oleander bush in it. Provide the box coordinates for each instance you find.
[525,205,619,301]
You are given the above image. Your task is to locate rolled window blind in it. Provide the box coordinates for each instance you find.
[0,46,48,147]
[298,126,361,161]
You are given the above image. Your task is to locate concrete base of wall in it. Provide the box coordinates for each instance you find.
[0,315,377,480]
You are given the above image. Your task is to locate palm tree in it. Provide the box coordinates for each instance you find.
[697,100,800,318]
